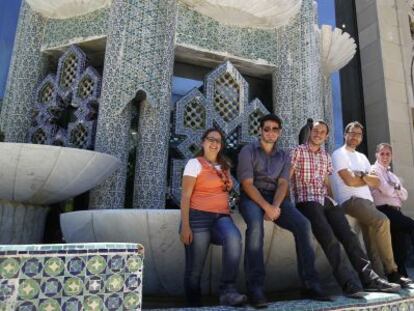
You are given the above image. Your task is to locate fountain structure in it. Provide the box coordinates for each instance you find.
[6,3,412,311]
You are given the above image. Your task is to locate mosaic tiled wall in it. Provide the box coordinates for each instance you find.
[170,61,269,204]
[0,243,144,311]
[273,0,323,148]
[0,2,47,143]
[89,0,177,210]
[29,45,101,149]
[176,0,324,150]
[1,0,325,210]
[175,3,278,63]
[41,9,108,51]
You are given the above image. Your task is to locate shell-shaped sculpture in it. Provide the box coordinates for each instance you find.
[26,0,112,19]
[0,143,121,205]
[179,0,302,29]
[317,24,357,76]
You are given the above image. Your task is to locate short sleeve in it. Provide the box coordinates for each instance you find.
[362,154,371,171]
[332,149,348,173]
[237,145,254,182]
[183,158,202,177]
[290,147,299,170]
[280,151,291,180]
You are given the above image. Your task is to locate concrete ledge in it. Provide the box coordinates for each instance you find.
[60,209,365,296]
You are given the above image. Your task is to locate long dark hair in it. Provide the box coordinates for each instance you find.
[197,128,231,171]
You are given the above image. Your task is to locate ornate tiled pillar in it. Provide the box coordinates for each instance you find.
[133,0,177,209]
[273,0,322,148]
[89,0,177,209]
[0,1,47,142]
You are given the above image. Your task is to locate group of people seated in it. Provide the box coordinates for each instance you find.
[179,114,414,308]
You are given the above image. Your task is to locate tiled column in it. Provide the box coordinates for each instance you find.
[0,1,47,142]
[132,0,177,210]
[272,0,322,148]
[89,0,177,209]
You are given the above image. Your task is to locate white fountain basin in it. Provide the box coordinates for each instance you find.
[0,143,121,205]
[60,209,358,295]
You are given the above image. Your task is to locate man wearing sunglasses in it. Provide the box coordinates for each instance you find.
[291,121,400,296]
[331,121,412,287]
[237,114,328,307]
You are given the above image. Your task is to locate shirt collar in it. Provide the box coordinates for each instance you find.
[374,160,391,171]
[254,139,278,155]
[304,143,322,154]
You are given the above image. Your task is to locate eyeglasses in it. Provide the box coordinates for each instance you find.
[347,131,363,138]
[263,126,281,133]
[205,137,222,144]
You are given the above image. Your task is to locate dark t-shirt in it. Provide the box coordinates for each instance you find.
[237,141,290,192]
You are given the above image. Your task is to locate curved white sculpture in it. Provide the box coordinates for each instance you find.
[317,24,357,76]
[26,0,112,19]
[179,0,302,29]
[0,143,121,205]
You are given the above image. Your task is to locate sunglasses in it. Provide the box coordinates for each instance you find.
[262,126,281,133]
[205,137,222,144]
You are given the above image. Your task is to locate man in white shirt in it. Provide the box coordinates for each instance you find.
[331,121,411,287]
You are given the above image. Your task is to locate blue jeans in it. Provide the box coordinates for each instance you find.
[239,191,320,292]
[184,209,242,306]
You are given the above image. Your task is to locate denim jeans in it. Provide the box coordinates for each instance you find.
[184,209,242,306]
[239,191,320,292]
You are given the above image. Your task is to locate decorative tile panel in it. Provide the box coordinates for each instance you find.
[273,0,323,148]
[89,0,177,210]
[0,2,48,142]
[170,61,270,204]
[0,243,144,311]
[28,45,101,150]
[41,9,109,51]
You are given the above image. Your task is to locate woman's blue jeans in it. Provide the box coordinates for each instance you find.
[239,191,320,293]
[184,209,242,306]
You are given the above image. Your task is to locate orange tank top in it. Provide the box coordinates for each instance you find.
[190,157,230,214]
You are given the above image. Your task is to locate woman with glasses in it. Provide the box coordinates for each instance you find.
[371,143,414,277]
[180,128,246,307]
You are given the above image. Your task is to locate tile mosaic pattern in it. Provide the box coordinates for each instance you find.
[149,291,414,310]
[89,0,177,210]
[176,0,325,150]
[0,243,144,311]
[273,0,323,149]
[170,61,269,204]
[0,2,48,143]
[29,45,101,149]
[41,9,108,50]
[1,0,327,212]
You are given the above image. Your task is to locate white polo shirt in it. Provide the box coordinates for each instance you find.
[331,145,373,204]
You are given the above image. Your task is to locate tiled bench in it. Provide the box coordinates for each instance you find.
[0,243,144,311]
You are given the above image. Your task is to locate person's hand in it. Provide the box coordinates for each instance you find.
[264,203,281,222]
[180,224,193,245]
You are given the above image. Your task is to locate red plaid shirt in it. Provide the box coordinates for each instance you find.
[291,144,333,204]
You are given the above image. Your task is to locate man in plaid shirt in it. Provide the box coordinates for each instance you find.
[290,120,400,294]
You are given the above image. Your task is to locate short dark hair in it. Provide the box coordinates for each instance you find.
[344,121,364,133]
[312,120,330,134]
[376,143,392,153]
[259,114,282,128]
